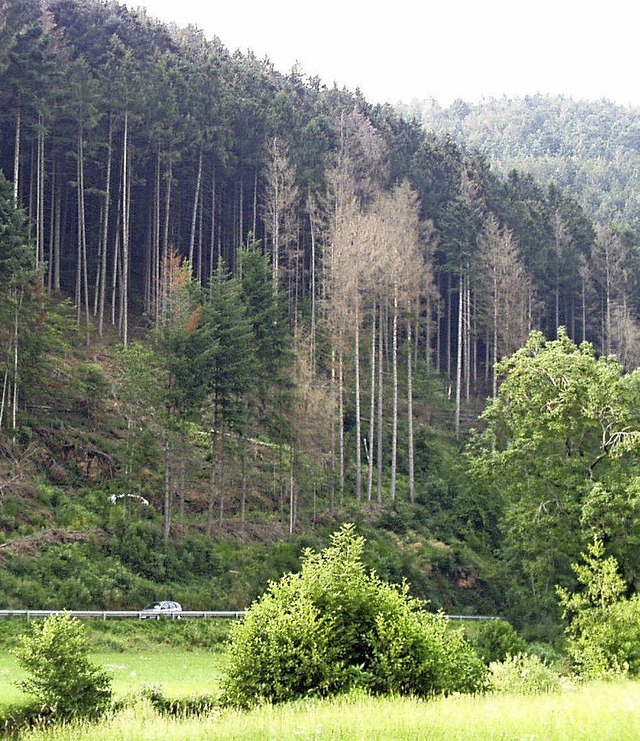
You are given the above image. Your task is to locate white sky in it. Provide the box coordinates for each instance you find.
[124,0,640,107]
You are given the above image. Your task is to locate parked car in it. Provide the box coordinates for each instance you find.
[140,600,182,619]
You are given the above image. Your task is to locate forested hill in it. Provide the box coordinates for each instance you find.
[1,0,640,628]
[405,95,640,233]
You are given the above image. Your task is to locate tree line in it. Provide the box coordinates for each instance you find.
[2,0,640,537]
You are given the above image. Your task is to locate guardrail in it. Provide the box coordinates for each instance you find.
[0,609,501,621]
[0,610,245,620]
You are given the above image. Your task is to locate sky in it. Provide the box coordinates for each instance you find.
[123,0,640,108]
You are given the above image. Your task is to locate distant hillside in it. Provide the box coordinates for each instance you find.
[403,95,640,233]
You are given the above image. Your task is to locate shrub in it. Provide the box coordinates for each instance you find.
[556,538,640,678]
[472,619,527,664]
[14,614,113,719]
[487,653,563,695]
[221,524,486,708]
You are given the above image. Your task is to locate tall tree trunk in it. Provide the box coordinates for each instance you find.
[390,287,399,502]
[377,302,384,505]
[98,116,113,336]
[121,111,130,346]
[491,265,499,399]
[367,306,376,504]
[338,344,345,505]
[76,124,91,344]
[455,273,463,438]
[354,303,362,501]
[407,320,415,504]
[13,106,21,205]
[330,347,336,513]
[308,197,318,370]
[35,114,45,280]
[189,144,203,270]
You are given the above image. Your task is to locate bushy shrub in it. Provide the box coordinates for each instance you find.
[472,619,527,664]
[371,609,486,696]
[222,524,485,708]
[14,614,112,719]
[557,538,640,678]
[487,653,563,695]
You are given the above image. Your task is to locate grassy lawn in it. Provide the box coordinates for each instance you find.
[12,680,640,740]
[0,649,226,711]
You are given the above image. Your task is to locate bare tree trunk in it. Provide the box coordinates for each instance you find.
[377,302,384,505]
[76,125,91,344]
[455,273,463,438]
[189,144,203,270]
[338,344,345,505]
[390,287,398,502]
[209,164,216,284]
[367,306,376,503]
[407,320,415,504]
[121,111,130,346]
[308,197,318,370]
[492,271,498,399]
[330,347,336,513]
[13,107,20,205]
[98,117,113,336]
[288,448,295,536]
[354,303,362,501]
[35,115,45,280]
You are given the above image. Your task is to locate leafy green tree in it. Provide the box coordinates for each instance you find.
[557,538,640,677]
[468,329,640,614]
[222,524,485,708]
[14,613,112,719]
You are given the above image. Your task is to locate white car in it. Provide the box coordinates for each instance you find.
[140,600,182,619]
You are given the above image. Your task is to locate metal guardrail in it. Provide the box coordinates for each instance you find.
[0,610,245,620]
[0,609,501,621]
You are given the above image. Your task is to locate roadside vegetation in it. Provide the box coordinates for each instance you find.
[1,526,639,737]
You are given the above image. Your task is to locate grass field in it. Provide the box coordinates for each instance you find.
[12,680,640,740]
[2,621,639,740]
[0,649,226,708]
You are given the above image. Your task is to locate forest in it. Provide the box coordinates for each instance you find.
[1,0,640,640]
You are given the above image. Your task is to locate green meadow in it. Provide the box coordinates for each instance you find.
[1,620,639,740]
[0,648,226,705]
[10,680,640,740]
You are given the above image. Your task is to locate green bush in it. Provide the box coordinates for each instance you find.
[221,524,486,708]
[14,614,113,719]
[557,538,640,678]
[472,619,527,664]
[487,653,563,695]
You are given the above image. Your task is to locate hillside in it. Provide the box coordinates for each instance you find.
[406,95,640,233]
[1,0,640,640]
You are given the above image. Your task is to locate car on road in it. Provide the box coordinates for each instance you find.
[140,600,182,619]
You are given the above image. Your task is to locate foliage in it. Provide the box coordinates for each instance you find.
[472,619,527,665]
[487,653,563,695]
[468,329,640,615]
[221,524,485,708]
[14,614,112,718]
[414,95,640,231]
[557,538,640,678]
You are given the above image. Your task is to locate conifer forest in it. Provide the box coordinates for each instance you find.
[2,0,640,637]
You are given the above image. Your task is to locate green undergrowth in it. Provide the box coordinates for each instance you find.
[0,619,232,654]
[0,509,506,625]
[11,681,640,740]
